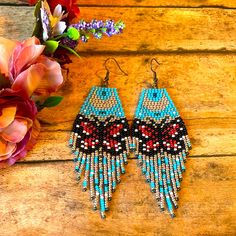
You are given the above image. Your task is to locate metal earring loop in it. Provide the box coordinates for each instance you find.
[102,58,128,87]
[150,58,160,88]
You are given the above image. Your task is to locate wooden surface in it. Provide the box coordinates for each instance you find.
[0,1,236,236]
[2,0,236,7]
[1,7,236,51]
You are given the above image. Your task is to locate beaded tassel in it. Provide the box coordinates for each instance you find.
[131,88,191,218]
[69,86,130,218]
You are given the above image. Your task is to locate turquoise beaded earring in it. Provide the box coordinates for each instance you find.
[69,58,131,219]
[131,59,191,217]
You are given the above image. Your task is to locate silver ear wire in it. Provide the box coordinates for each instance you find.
[102,58,128,87]
[150,58,160,88]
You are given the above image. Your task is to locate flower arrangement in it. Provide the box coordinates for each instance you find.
[0,0,125,168]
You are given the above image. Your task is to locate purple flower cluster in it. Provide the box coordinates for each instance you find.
[72,19,125,41]
[60,19,125,49]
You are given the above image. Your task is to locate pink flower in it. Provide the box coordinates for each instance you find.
[0,89,40,168]
[9,37,63,96]
[0,36,64,168]
[0,36,63,97]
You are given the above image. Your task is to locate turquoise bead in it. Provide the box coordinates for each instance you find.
[150,182,155,189]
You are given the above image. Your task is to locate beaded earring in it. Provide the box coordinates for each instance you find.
[131,59,191,217]
[69,58,131,219]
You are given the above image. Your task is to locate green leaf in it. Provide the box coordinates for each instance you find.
[34,0,41,17]
[52,33,67,41]
[32,21,42,38]
[59,44,80,58]
[42,96,64,108]
[32,1,43,38]
[44,40,59,54]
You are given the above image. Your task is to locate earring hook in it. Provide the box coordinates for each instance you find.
[150,58,160,88]
[102,58,128,87]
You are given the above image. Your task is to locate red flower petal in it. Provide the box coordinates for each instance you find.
[28,0,38,5]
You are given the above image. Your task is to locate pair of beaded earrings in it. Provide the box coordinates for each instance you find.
[69,58,191,219]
